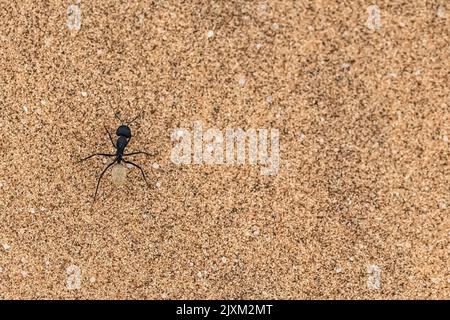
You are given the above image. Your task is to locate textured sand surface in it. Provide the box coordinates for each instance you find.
[0,1,448,299]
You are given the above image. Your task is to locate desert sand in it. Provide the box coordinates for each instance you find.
[0,1,448,299]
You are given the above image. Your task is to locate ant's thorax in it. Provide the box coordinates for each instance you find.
[116,136,129,156]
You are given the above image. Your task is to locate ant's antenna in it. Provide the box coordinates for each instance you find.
[115,101,144,125]
[114,112,124,124]
[127,110,142,125]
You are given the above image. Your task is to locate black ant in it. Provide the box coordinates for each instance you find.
[79,112,154,201]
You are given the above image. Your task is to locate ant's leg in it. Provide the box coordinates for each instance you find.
[93,159,117,201]
[78,153,116,163]
[122,159,149,186]
[105,126,116,148]
[124,151,155,157]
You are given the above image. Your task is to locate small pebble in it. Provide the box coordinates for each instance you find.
[207,30,214,38]
[238,78,246,87]
[81,91,88,97]
[111,164,127,186]
[2,243,11,251]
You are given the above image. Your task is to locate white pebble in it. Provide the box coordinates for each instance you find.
[443,135,448,143]
[2,243,11,251]
[366,5,382,30]
[437,6,446,18]
[81,91,87,97]
[89,276,96,283]
[238,78,246,87]
[155,181,161,188]
[431,277,441,284]
[111,164,127,186]
[207,30,214,38]
[272,23,279,30]
[197,271,203,278]
[258,4,267,12]
[23,105,28,113]
[66,265,81,290]
[256,43,262,50]
[221,256,227,263]
[21,271,28,278]
[367,264,381,290]
[387,72,397,78]
[335,267,343,273]
[152,163,160,169]
[67,4,82,31]
[266,95,273,103]
[137,14,144,25]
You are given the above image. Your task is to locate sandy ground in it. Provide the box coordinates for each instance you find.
[0,1,448,299]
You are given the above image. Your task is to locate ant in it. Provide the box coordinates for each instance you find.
[79,112,154,201]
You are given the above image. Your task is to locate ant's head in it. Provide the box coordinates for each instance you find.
[116,124,131,139]
[114,111,140,139]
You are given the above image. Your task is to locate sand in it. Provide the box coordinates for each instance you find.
[0,1,448,299]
